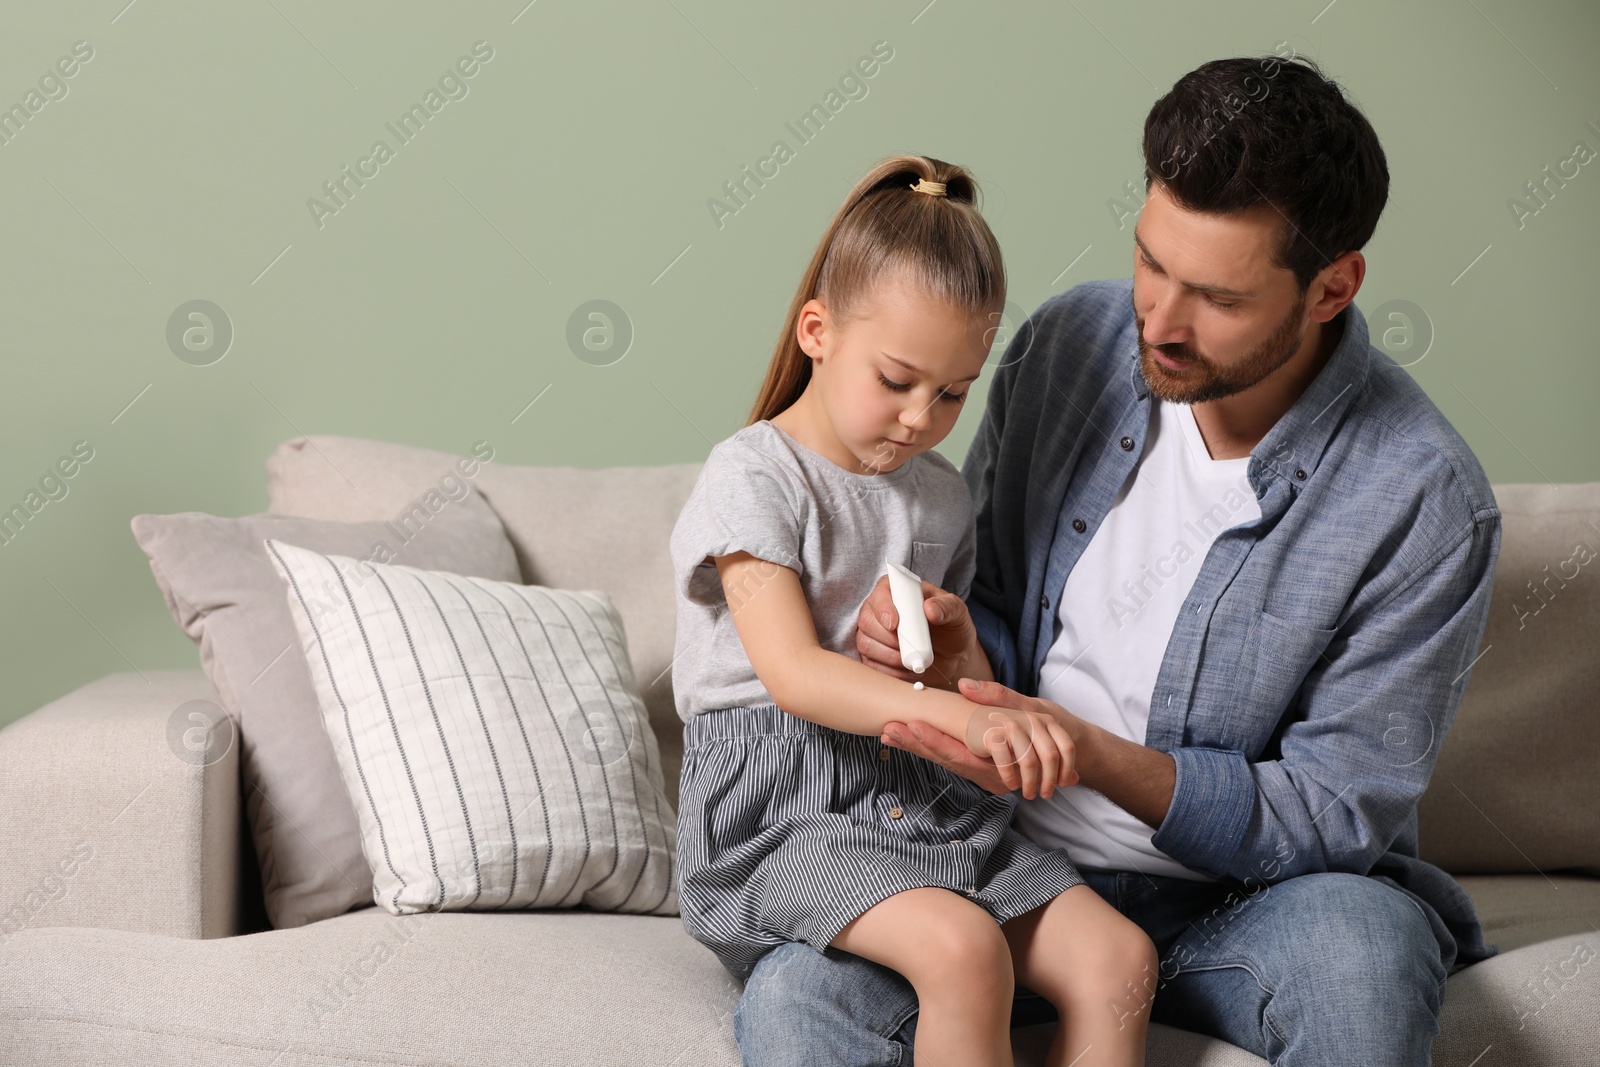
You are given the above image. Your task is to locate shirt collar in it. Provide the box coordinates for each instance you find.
[1254,303,1369,487]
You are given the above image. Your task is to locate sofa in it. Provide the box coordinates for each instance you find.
[1,434,1595,1066]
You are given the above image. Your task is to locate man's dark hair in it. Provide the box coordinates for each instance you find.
[1143,54,1390,292]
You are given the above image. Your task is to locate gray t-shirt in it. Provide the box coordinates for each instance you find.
[670,419,977,723]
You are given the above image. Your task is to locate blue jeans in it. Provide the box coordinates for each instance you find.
[733,868,1449,1066]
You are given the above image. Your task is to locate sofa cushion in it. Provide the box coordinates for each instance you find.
[0,911,745,1067]
[130,508,521,930]
[1434,875,1600,1062]
[1418,482,1600,876]
[265,435,702,807]
[3,875,1596,1066]
[265,539,676,917]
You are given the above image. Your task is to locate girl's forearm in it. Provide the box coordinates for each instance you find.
[774,646,975,740]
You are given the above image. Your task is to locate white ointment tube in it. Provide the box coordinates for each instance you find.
[885,560,935,675]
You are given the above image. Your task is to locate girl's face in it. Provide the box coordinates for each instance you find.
[795,273,993,474]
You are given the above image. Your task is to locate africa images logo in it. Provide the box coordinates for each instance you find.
[306,42,495,230]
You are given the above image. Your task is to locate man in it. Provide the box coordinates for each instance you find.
[732,54,1501,1065]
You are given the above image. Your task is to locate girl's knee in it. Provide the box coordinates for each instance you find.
[876,906,1012,1014]
[921,911,1015,995]
[1119,918,1161,981]
[1115,922,1161,1009]
[1085,917,1157,993]
[1042,911,1159,1005]
[832,887,1014,1000]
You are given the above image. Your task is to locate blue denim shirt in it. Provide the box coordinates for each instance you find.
[962,278,1502,971]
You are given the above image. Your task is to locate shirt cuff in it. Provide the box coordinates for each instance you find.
[967,598,1018,692]
[1150,746,1255,877]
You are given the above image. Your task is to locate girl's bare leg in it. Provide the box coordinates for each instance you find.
[830,886,1017,1067]
[1002,884,1159,1067]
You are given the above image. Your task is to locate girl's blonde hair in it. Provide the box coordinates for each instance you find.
[745,154,1007,427]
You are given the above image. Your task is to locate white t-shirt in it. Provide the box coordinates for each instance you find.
[1012,398,1261,880]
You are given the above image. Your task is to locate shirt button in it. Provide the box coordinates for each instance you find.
[878,748,891,761]
[1071,518,1087,533]
[1295,468,1307,480]
[889,807,904,819]
[1120,436,1135,451]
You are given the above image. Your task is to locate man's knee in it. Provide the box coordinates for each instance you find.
[1159,873,1448,1061]
[1276,873,1445,987]
[1249,875,1447,1062]
[734,942,918,1066]
[1253,871,1447,1049]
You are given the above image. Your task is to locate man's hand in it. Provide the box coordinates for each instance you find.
[855,573,987,691]
[882,717,1012,795]
[886,678,1177,828]
[961,700,1077,800]
[883,677,1083,797]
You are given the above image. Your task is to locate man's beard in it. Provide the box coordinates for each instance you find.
[1134,287,1307,404]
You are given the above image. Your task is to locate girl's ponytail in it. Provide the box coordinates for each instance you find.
[745,155,1006,427]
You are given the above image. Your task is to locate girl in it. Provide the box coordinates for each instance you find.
[669,156,1157,1067]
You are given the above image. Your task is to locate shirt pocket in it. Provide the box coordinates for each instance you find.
[1227,610,1338,746]
[909,540,952,586]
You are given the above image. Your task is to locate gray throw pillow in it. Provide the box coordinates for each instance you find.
[131,505,521,928]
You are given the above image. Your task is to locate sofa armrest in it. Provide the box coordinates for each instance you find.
[0,670,241,942]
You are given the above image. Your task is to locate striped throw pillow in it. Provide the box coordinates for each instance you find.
[264,538,677,917]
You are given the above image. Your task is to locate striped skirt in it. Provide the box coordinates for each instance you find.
[675,703,1084,980]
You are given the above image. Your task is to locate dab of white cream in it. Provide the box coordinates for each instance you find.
[913,681,924,691]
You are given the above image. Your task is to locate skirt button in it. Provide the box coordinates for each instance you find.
[878,748,891,761]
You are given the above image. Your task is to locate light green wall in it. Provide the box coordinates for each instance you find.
[2,1,1596,727]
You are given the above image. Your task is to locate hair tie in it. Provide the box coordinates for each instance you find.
[909,178,948,197]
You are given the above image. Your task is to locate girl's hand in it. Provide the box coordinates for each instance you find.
[960,692,1078,800]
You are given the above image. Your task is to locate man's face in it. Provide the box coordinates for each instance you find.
[1132,182,1312,404]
